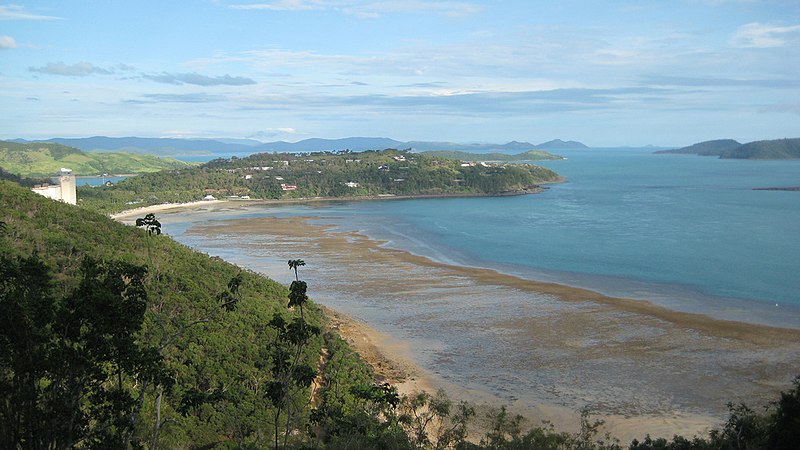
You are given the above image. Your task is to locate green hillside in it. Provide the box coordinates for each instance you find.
[0,140,196,177]
[721,138,800,159]
[656,138,800,159]
[421,149,564,161]
[78,148,563,213]
[0,180,381,448]
[655,139,742,156]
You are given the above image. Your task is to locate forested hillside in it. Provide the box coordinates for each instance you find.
[78,148,562,213]
[0,180,387,448]
[656,138,800,159]
[0,140,196,177]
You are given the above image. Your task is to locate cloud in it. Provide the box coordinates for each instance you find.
[229,0,481,17]
[142,72,257,86]
[0,5,62,20]
[29,61,113,76]
[641,75,800,89]
[345,1,481,18]
[0,35,16,49]
[731,23,800,48]
[137,93,226,103]
[234,86,674,117]
[229,1,332,11]
[248,128,299,140]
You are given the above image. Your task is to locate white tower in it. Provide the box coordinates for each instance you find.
[58,168,77,205]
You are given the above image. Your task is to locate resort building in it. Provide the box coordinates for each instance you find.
[31,168,77,205]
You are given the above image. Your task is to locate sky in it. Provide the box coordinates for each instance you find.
[1,1,799,146]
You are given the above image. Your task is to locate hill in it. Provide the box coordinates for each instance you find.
[536,139,589,149]
[655,139,742,156]
[0,140,196,177]
[722,138,800,159]
[656,138,800,159]
[0,179,387,448]
[77,148,563,213]
[421,149,564,161]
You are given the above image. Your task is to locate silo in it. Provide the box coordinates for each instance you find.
[59,168,77,205]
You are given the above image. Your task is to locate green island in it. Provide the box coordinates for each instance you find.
[3,171,800,449]
[656,138,800,159]
[0,140,196,177]
[75,148,563,214]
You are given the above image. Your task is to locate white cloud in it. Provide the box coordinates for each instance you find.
[141,72,257,86]
[229,0,335,11]
[731,23,800,48]
[345,1,481,18]
[29,61,113,76]
[0,4,62,20]
[0,35,16,49]
[229,0,481,17]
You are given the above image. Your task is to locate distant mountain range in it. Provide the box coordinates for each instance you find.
[9,136,589,156]
[656,138,800,159]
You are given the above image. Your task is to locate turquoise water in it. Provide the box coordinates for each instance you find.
[351,150,799,298]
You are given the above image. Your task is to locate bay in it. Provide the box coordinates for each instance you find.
[157,148,800,436]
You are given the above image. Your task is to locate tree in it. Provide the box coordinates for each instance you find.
[266,259,320,450]
[0,254,169,449]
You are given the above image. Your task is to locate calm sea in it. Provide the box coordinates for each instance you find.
[167,148,800,327]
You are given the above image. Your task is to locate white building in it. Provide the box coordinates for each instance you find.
[31,168,76,205]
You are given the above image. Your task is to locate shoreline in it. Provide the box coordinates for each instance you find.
[112,200,800,442]
[108,178,565,220]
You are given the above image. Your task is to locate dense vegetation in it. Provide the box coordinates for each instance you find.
[77,148,562,213]
[0,140,196,177]
[656,138,800,159]
[421,150,564,161]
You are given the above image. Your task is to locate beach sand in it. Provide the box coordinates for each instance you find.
[115,201,800,443]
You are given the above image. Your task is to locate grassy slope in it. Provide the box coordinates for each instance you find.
[0,140,196,177]
[0,180,373,447]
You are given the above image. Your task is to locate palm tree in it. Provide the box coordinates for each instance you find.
[287,259,305,281]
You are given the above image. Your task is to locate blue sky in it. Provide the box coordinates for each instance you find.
[1,1,798,146]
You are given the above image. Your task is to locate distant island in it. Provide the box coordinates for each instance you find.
[421,149,564,161]
[0,140,196,177]
[656,138,800,159]
[9,136,589,156]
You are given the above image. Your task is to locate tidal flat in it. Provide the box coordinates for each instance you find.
[128,202,800,443]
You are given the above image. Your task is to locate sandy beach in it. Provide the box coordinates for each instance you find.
[114,200,800,443]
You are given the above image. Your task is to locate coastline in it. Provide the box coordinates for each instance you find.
[108,179,564,220]
[112,199,800,442]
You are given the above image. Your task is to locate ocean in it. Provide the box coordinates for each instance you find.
[159,147,800,430]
